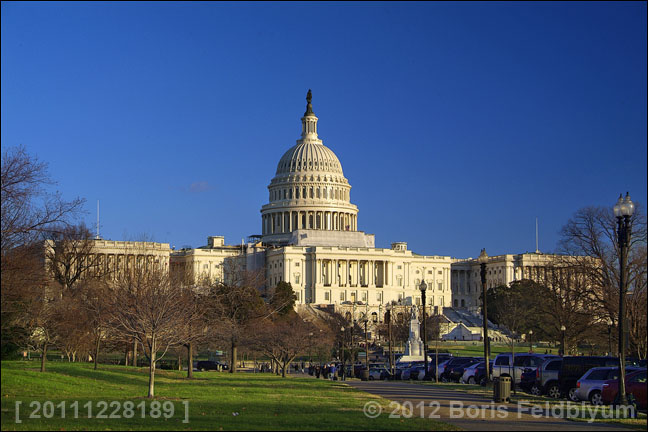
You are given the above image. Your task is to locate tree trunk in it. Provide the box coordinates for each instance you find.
[94,334,101,370]
[133,338,138,367]
[230,338,237,373]
[511,345,516,395]
[40,343,48,372]
[281,362,287,378]
[177,354,182,371]
[124,348,130,366]
[148,338,156,398]
[187,342,193,379]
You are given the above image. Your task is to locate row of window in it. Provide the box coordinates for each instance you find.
[270,186,348,202]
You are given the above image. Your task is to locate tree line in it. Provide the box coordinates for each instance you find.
[485,204,647,359]
[1,146,338,398]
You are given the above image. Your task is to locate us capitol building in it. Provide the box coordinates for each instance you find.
[170,91,567,338]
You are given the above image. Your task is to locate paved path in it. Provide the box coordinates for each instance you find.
[347,380,631,431]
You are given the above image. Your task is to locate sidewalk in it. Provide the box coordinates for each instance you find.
[347,380,631,431]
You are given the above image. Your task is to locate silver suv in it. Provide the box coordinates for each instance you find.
[492,353,552,385]
[537,357,563,397]
[574,366,643,405]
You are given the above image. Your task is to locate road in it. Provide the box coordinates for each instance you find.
[347,380,631,431]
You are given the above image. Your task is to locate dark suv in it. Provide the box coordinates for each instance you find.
[557,356,618,401]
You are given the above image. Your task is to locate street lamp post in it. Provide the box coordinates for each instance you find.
[386,303,394,379]
[419,278,429,378]
[560,325,566,357]
[435,318,439,384]
[478,249,490,383]
[351,319,356,378]
[528,330,533,353]
[607,319,613,356]
[340,327,345,381]
[613,192,634,406]
[362,317,369,380]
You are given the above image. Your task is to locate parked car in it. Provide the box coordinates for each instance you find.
[438,357,480,382]
[447,358,481,382]
[492,353,555,385]
[427,352,453,366]
[407,365,428,381]
[401,362,425,380]
[575,367,643,405]
[353,363,369,377]
[394,361,415,380]
[462,361,484,384]
[601,369,647,410]
[368,367,389,380]
[519,368,538,393]
[436,360,452,380]
[558,356,619,401]
[535,357,563,397]
[476,361,494,386]
[196,360,228,371]
[380,368,396,380]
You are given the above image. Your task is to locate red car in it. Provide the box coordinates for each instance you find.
[601,369,647,409]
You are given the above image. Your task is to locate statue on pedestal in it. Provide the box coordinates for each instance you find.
[402,305,425,361]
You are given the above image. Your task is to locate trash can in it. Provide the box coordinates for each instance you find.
[493,376,511,403]
[361,369,370,381]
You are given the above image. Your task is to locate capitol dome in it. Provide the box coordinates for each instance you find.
[260,90,360,244]
[275,141,344,176]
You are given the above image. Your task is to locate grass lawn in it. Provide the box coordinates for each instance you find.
[425,343,559,358]
[1,361,457,431]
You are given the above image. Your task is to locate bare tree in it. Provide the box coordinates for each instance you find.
[79,279,113,369]
[627,271,647,359]
[175,287,208,378]
[1,146,84,254]
[203,260,266,373]
[1,146,83,355]
[489,283,529,395]
[25,282,62,372]
[106,264,187,398]
[254,314,318,378]
[559,205,647,356]
[44,223,108,292]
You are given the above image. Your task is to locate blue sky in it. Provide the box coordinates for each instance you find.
[2,2,646,258]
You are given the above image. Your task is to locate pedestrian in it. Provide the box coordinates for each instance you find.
[330,363,337,380]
